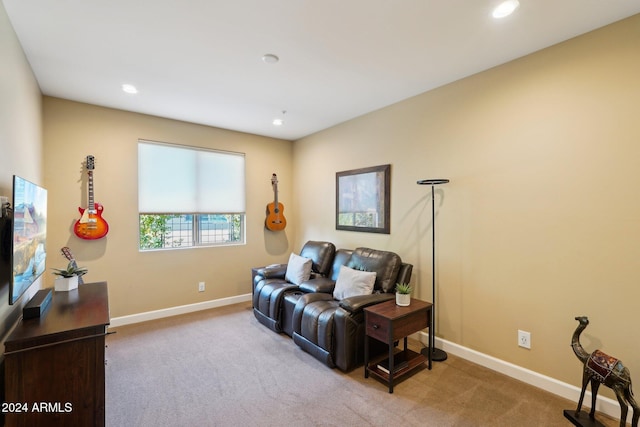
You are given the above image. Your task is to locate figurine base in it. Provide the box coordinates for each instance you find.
[563,410,608,427]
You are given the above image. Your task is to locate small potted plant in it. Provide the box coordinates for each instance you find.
[52,261,87,292]
[395,283,412,306]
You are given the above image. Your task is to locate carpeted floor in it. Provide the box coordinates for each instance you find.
[105,302,620,426]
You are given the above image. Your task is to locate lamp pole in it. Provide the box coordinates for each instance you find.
[417,178,449,362]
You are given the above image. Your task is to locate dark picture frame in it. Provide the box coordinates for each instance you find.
[336,164,390,234]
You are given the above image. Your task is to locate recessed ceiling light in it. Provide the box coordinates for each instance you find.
[122,83,138,94]
[273,110,286,126]
[262,54,279,64]
[492,0,520,18]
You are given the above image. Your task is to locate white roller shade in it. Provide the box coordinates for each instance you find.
[138,140,245,214]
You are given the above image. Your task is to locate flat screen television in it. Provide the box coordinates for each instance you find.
[9,175,47,304]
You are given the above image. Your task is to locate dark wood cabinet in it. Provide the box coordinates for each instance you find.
[4,282,110,427]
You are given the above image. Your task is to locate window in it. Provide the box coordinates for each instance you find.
[138,140,245,250]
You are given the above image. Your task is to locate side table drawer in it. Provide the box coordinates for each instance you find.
[392,308,428,341]
[366,312,389,342]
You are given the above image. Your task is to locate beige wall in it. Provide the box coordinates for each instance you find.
[0,4,42,194]
[42,98,294,318]
[293,14,640,396]
[0,2,43,340]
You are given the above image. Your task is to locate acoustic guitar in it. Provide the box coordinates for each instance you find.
[74,155,109,240]
[265,173,287,231]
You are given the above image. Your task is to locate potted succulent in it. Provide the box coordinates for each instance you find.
[395,283,412,306]
[52,261,87,292]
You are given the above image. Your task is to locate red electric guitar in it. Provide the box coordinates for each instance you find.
[265,173,286,231]
[74,155,109,240]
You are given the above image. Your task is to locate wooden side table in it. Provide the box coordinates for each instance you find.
[364,298,432,393]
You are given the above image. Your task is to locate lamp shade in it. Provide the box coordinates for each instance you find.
[417,179,449,185]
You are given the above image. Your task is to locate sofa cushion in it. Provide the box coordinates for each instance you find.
[285,253,312,285]
[300,241,336,277]
[329,249,354,281]
[332,265,376,300]
[347,248,402,293]
[299,277,335,294]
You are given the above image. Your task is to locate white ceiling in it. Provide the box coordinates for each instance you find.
[4,1,640,141]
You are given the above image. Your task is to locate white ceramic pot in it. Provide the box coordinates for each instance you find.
[396,293,410,306]
[55,276,79,292]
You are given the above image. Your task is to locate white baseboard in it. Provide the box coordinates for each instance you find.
[417,332,622,422]
[109,293,252,328]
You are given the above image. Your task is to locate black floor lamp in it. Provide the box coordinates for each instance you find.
[417,178,449,362]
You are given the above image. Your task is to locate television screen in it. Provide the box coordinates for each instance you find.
[10,175,47,304]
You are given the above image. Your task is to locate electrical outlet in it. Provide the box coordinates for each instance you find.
[198,282,205,292]
[518,330,531,349]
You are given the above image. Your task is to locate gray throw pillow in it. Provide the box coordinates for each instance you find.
[285,253,312,285]
[333,265,377,300]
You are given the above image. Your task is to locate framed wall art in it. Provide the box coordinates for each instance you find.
[336,164,390,234]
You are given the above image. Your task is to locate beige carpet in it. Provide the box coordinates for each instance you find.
[105,302,620,426]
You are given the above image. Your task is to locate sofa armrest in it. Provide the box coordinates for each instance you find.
[299,277,335,294]
[338,293,394,314]
[255,264,287,280]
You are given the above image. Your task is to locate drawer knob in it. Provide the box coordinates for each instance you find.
[373,324,379,329]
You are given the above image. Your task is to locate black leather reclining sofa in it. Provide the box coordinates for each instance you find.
[252,241,413,372]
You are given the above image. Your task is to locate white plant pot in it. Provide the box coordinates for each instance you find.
[396,293,411,306]
[55,276,79,292]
